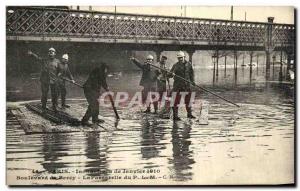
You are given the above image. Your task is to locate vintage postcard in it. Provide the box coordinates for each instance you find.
[6,6,295,185]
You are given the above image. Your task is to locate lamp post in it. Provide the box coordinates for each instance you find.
[212,53,217,85]
[279,49,283,82]
[272,55,276,80]
[216,51,219,81]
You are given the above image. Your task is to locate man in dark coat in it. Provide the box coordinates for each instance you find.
[81,63,109,126]
[57,54,75,108]
[170,51,196,120]
[130,55,159,113]
[28,48,60,111]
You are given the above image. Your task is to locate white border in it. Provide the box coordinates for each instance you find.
[1,0,298,191]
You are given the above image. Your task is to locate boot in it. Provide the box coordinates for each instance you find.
[172,107,181,121]
[81,120,90,126]
[93,118,105,124]
[187,108,196,119]
[61,98,70,108]
[153,103,158,114]
[143,107,151,113]
[62,104,70,109]
[41,103,47,113]
[52,104,57,112]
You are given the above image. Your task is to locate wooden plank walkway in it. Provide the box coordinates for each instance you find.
[8,100,210,134]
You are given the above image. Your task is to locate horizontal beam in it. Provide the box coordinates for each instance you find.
[7,35,273,51]
[6,35,266,45]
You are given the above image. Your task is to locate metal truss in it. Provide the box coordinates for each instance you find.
[6,6,295,48]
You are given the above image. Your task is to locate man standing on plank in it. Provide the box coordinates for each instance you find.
[81,63,109,126]
[57,54,75,109]
[28,47,60,112]
[130,55,159,113]
[169,51,196,121]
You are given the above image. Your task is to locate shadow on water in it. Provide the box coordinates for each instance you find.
[168,121,195,182]
[40,134,69,173]
[84,132,109,178]
[140,117,167,162]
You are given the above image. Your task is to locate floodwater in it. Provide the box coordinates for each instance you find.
[6,82,294,185]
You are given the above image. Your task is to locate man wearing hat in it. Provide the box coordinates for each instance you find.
[28,47,60,111]
[130,54,159,113]
[58,54,75,108]
[169,51,196,120]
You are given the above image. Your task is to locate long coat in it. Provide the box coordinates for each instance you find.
[132,59,158,88]
[170,60,195,91]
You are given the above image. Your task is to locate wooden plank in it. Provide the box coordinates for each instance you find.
[25,103,81,126]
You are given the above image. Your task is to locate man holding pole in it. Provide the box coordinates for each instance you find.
[170,51,196,121]
[81,63,109,126]
[57,54,75,109]
[130,55,159,113]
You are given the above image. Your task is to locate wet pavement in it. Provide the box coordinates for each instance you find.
[6,85,294,185]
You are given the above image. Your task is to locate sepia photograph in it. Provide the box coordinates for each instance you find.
[6,5,295,186]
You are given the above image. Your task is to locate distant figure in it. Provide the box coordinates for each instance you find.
[156,55,171,118]
[81,63,109,126]
[130,55,159,113]
[57,54,75,108]
[169,51,196,120]
[28,48,60,111]
[156,55,168,101]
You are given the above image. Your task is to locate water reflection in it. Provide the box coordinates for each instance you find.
[140,118,166,160]
[85,132,109,178]
[40,134,68,173]
[168,121,195,181]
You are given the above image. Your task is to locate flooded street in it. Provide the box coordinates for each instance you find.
[6,84,294,185]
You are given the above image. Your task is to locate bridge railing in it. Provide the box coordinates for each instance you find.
[6,6,295,46]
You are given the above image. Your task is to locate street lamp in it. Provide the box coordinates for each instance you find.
[212,53,217,85]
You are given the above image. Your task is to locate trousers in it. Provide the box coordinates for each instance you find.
[41,82,58,109]
[81,88,100,123]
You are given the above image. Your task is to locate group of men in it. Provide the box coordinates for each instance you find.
[28,48,75,111]
[29,47,196,125]
[28,47,109,126]
[130,51,196,121]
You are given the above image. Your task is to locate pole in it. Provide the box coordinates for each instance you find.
[272,56,275,80]
[224,54,227,77]
[234,51,238,85]
[216,50,219,82]
[213,59,216,85]
[256,53,259,75]
[230,6,233,20]
[279,48,283,82]
[148,63,240,107]
[250,52,253,84]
